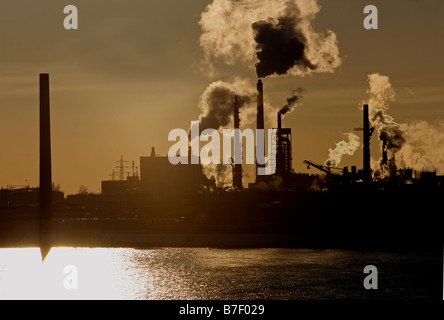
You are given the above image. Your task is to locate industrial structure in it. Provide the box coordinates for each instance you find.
[255,79,265,183]
[39,73,52,259]
[275,110,293,181]
[1,74,443,251]
[98,77,444,197]
[231,95,243,190]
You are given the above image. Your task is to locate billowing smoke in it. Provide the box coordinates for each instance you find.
[252,7,315,78]
[374,112,405,153]
[199,0,341,78]
[397,120,444,174]
[279,88,304,115]
[324,132,360,167]
[196,78,278,187]
[198,78,256,132]
[365,73,444,176]
[364,73,406,165]
[197,0,340,187]
[202,163,233,189]
[366,73,395,117]
[196,78,255,187]
[323,73,398,168]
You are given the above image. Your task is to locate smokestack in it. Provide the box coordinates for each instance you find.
[233,95,242,189]
[234,95,240,130]
[39,73,52,260]
[363,104,371,183]
[256,80,265,182]
[257,80,264,130]
[276,112,283,177]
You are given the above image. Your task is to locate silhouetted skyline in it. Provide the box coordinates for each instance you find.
[0,0,443,194]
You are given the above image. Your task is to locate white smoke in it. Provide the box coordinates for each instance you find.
[323,73,396,168]
[197,77,278,186]
[365,73,396,118]
[324,132,360,167]
[198,77,278,132]
[197,0,341,186]
[365,73,444,175]
[397,120,444,174]
[198,77,257,131]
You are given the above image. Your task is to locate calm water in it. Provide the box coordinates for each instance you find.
[0,247,441,300]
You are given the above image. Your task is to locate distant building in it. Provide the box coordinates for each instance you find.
[100,147,209,198]
[139,147,207,198]
[101,178,139,195]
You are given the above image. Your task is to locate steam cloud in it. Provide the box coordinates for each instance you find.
[197,0,340,187]
[198,78,256,132]
[397,120,444,174]
[199,0,341,78]
[365,73,444,176]
[365,73,406,156]
[197,78,277,187]
[325,132,360,167]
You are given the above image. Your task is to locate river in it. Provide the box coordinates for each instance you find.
[0,247,441,300]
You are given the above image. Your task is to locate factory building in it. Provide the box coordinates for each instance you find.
[101,147,208,198]
[139,147,207,198]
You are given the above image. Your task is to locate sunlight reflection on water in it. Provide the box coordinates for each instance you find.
[0,247,440,300]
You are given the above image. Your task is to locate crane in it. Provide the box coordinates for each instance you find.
[303,160,344,176]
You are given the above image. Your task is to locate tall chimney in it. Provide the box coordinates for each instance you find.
[39,73,52,260]
[276,112,283,177]
[257,80,264,131]
[233,95,242,189]
[256,80,265,182]
[363,104,371,183]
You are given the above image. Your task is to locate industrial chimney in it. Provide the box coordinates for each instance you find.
[256,80,265,183]
[257,80,264,131]
[39,73,52,260]
[276,111,292,180]
[363,104,371,183]
[233,95,243,189]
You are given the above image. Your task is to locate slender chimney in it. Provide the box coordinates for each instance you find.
[257,80,264,131]
[39,73,52,260]
[256,80,265,182]
[234,95,240,130]
[276,112,283,177]
[233,95,242,189]
[363,104,371,183]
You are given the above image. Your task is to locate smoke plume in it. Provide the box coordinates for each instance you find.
[397,120,444,174]
[324,132,360,167]
[196,78,278,187]
[365,73,406,163]
[198,78,256,132]
[199,0,341,78]
[323,73,398,168]
[279,88,304,115]
[252,8,315,78]
[365,73,444,176]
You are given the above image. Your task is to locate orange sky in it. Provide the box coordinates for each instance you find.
[0,0,443,194]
